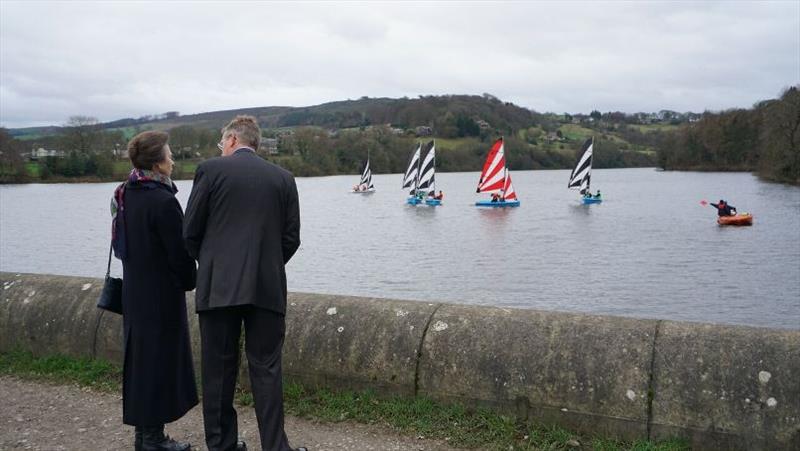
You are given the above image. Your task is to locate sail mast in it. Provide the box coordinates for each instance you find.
[414,143,422,196]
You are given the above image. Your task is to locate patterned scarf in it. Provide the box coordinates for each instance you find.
[111,169,176,259]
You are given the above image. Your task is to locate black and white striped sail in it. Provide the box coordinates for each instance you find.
[402,144,421,189]
[568,137,593,194]
[417,141,436,194]
[359,158,374,189]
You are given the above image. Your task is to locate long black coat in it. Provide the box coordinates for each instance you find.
[184,148,301,314]
[119,181,198,426]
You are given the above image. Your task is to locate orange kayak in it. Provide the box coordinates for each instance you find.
[718,214,753,226]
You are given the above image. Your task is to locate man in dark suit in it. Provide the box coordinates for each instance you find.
[184,115,304,451]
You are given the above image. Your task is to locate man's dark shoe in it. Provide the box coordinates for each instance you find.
[140,426,191,451]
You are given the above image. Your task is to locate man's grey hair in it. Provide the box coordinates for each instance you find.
[222,115,261,150]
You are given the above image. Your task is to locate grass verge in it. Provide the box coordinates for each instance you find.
[1,350,688,451]
[0,349,121,392]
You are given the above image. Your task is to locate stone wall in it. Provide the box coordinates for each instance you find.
[1,272,797,450]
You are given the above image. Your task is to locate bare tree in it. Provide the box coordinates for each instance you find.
[62,116,100,153]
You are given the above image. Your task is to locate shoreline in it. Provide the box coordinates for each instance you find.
[4,166,787,186]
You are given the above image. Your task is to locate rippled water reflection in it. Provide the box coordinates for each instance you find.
[1,168,798,329]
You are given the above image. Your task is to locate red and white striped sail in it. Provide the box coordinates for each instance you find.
[476,138,506,193]
[502,172,517,201]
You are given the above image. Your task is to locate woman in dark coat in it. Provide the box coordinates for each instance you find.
[112,131,197,451]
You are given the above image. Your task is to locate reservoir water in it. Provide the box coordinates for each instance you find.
[1,168,798,329]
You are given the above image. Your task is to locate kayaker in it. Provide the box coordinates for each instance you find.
[710,199,737,217]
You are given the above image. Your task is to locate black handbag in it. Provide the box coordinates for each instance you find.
[97,243,123,314]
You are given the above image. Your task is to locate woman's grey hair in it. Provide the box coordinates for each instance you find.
[222,115,261,150]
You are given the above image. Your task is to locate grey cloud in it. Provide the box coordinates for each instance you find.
[1,1,797,128]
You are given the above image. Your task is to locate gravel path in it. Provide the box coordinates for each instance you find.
[0,376,460,451]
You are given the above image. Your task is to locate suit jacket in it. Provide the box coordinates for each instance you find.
[184,148,301,314]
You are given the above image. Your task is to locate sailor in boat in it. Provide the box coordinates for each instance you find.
[594,190,602,199]
[434,190,444,200]
[491,193,501,203]
[710,199,737,217]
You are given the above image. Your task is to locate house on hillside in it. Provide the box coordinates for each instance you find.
[475,119,491,130]
[415,126,433,136]
[545,132,564,142]
[29,148,65,160]
[260,138,279,155]
[113,144,128,159]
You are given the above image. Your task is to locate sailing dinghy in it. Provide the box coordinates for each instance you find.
[569,137,601,204]
[475,137,519,207]
[402,143,422,204]
[351,156,375,193]
[403,141,442,206]
[418,141,441,206]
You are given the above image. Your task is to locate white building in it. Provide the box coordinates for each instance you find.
[30,148,65,160]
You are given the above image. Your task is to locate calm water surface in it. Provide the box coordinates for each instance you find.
[1,168,798,329]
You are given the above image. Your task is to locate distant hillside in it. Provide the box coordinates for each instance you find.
[9,94,534,138]
[148,94,534,132]
[3,94,683,183]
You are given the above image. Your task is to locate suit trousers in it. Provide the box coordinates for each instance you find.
[199,305,290,451]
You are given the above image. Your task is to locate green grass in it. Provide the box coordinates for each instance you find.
[25,162,41,177]
[558,124,596,141]
[178,161,198,173]
[106,126,142,140]
[628,124,681,134]
[0,349,122,392]
[112,160,132,175]
[1,350,689,451]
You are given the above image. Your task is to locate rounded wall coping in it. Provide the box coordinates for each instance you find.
[1,272,797,449]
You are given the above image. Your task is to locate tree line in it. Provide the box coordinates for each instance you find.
[271,125,654,177]
[656,86,800,184]
[1,124,658,183]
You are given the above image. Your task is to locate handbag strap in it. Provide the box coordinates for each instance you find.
[106,242,113,278]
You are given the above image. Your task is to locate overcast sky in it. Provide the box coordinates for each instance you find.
[1,1,798,128]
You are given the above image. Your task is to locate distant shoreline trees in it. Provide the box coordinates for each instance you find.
[656,86,800,185]
[3,92,798,185]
